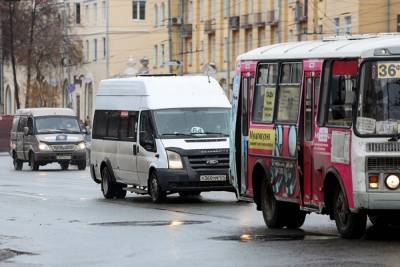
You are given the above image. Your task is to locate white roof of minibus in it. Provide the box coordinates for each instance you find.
[97,76,231,109]
[16,108,75,117]
[238,33,400,61]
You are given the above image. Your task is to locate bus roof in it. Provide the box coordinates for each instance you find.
[238,33,400,61]
[16,108,76,117]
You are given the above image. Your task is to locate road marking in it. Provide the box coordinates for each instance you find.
[0,191,48,200]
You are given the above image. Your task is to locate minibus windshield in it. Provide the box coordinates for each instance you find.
[35,116,81,134]
[357,60,400,135]
[153,108,230,138]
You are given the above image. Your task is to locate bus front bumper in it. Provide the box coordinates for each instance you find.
[354,192,400,210]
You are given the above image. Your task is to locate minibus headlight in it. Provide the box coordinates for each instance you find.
[166,150,183,169]
[385,175,400,190]
[38,142,51,151]
[76,142,86,151]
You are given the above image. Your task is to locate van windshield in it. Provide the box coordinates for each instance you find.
[35,116,81,134]
[153,108,230,138]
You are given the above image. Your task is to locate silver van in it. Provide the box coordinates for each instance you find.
[10,108,87,171]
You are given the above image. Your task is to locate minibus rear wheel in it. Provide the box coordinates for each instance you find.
[260,177,285,228]
[333,186,366,239]
[101,166,126,199]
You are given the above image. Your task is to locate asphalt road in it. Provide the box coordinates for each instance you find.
[0,153,399,267]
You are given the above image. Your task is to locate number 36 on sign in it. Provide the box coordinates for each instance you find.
[378,62,400,79]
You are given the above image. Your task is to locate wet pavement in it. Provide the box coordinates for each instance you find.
[0,153,399,266]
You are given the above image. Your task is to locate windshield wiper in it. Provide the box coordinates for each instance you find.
[201,131,229,136]
[161,132,192,137]
[58,128,82,134]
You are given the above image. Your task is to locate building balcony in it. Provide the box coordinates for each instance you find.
[181,24,192,38]
[240,14,253,29]
[204,19,215,34]
[229,16,240,31]
[253,12,266,27]
[267,10,279,27]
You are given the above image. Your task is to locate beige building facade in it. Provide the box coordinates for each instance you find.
[2,0,400,116]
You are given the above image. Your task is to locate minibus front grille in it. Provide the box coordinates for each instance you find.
[367,142,400,152]
[187,154,229,169]
[367,157,400,171]
[51,144,76,152]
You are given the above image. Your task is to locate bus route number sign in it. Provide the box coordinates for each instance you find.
[378,62,400,79]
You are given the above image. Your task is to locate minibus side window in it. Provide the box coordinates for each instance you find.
[120,111,138,141]
[277,62,302,123]
[139,111,156,152]
[107,111,120,138]
[93,110,108,139]
[253,63,278,123]
[17,117,27,132]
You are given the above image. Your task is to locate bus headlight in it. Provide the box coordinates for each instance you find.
[385,175,400,190]
[166,150,183,169]
[76,142,86,151]
[38,142,51,151]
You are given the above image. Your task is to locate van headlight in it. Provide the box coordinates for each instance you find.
[385,175,400,190]
[166,150,183,169]
[76,142,86,151]
[38,142,51,151]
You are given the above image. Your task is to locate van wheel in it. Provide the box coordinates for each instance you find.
[60,162,69,170]
[333,186,366,239]
[260,177,285,228]
[29,152,39,171]
[78,161,86,170]
[101,167,116,199]
[285,204,307,229]
[149,171,166,203]
[13,153,23,171]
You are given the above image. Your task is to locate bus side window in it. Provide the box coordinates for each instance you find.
[242,78,248,135]
[322,60,358,127]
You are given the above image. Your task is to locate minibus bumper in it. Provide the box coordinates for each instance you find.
[34,151,86,164]
[156,169,235,193]
[354,192,400,210]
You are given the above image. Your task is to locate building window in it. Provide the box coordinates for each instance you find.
[153,4,158,26]
[75,3,81,24]
[133,0,146,20]
[102,1,106,22]
[93,3,98,25]
[209,35,216,63]
[200,40,204,65]
[153,45,158,67]
[160,44,165,66]
[344,16,352,34]
[85,40,89,62]
[224,37,228,63]
[334,17,340,35]
[188,41,193,66]
[160,2,165,26]
[103,37,106,58]
[85,4,89,25]
[94,39,97,61]
[258,29,265,47]
[246,31,252,51]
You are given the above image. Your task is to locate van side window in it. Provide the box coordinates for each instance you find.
[120,111,138,141]
[323,60,358,127]
[93,110,108,139]
[106,111,120,138]
[139,111,156,152]
[17,117,27,132]
[27,117,34,134]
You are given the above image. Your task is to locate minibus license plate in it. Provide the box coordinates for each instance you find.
[56,155,71,160]
[200,175,226,182]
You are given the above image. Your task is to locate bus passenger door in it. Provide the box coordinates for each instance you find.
[239,77,251,196]
[303,71,320,207]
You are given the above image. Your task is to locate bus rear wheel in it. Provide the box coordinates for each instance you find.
[260,178,286,229]
[333,186,366,239]
[285,204,307,229]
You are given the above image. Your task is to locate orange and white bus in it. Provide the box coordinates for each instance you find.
[230,34,400,238]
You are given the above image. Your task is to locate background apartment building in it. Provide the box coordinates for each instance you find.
[2,0,400,117]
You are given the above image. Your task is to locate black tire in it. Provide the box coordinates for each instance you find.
[78,161,86,170]
[260,177,286,229]
[13,153,23,171]
[179,191,201,197]
[285,204,307,229]
[149,171,166,203]
[101,167,115,199]
[60,162,69,170]
[333,186,366,239]
[29,152,39,171]
[114,186,127,199]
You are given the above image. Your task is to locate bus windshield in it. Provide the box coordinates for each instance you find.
[35,116,82,134]
[357,60,400,135]
[153,108,230,138]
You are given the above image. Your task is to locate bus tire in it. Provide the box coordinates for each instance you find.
[260,177,285,229]
[285,204,307,229]
[101,166,117,199]
[333,186,366,239]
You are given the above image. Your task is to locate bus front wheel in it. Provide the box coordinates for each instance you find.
[333,186,366,239]
[260,178,286,228]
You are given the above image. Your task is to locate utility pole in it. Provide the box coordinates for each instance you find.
[63,0,72,108]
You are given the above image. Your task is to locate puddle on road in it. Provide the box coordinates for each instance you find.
[211,232,338,242]
[0,249,35,262]
[90,220,211,227]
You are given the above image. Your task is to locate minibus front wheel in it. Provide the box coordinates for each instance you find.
[333,186,366,239]
[149,171,166,203]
